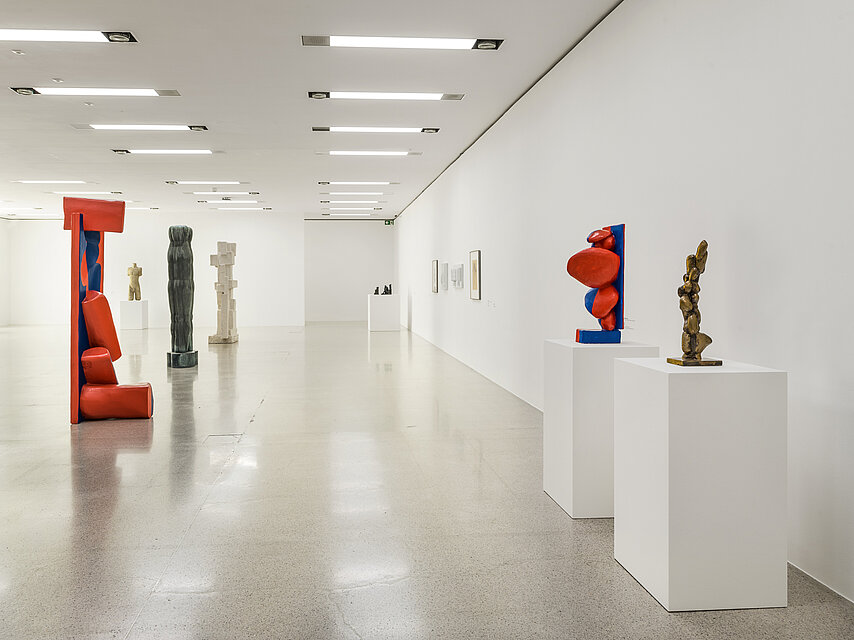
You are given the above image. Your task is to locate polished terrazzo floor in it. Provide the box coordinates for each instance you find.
[0,323,852,639]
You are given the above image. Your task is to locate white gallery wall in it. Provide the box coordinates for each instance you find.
[304,220,395,322]
[396,0,854,602]
[0,219,10,326]
[5,212,304,328]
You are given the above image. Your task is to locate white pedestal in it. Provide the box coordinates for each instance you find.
[614,358,787,611]
[120,300,149,330]
[368,295,400,331]
[543,340,659,518]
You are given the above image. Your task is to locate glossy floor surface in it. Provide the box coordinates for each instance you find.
[1,324,852,639]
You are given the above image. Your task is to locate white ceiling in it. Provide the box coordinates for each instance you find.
[0,0,618,221]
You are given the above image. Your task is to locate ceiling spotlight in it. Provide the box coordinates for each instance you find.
[309,91,330,100]
[474,39,503,50]
[103,31,137,43]
[11,49,25,55]
[188,125,208,131]
[421,127,440,134]
[51,78,63,83]
[112,149,130,154]
[12,87,37,95]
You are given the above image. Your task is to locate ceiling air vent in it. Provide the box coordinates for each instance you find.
[301,35,330,47]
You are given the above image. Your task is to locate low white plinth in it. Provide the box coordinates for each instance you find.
[543,340,659,518]
[120,300,149,330]
[614,358,787,611]
[368,294,400,331]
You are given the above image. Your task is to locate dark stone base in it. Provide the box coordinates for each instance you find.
[167,351,198,368]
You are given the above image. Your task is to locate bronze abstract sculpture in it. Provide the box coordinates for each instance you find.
[167,225,198,368]
[667,240,722,366]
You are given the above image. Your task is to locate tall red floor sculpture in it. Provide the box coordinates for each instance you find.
[64,197,154,424]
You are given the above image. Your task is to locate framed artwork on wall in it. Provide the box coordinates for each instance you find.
[440,262,449,290]
[450,263,464,288]
[469,250,481,300]
[432,259,439,293]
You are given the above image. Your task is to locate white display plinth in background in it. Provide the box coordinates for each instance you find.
[543,339,659,518]
[614,358,787,612]
[368,294,400,331]
[120,300,149,330]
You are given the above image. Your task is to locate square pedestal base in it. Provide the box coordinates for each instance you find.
[167,351,198,368]
[614,358,787,611]
[368,294,400,331]
[209,334,238,344]
[120,300,149,330]
[543,340,659,518]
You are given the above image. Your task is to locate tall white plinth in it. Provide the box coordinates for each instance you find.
[543,340,659,518]
[368,295,400,331]
[120,300,149,330]
[614,358,787,611]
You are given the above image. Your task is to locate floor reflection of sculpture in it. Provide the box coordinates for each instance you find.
[167,225,198,368]
[169,367,197,502]
[566,224,625,344]
[63,197,154,423]
[667,240,723,366]
[127,262,142,300]
[209,241,238,344]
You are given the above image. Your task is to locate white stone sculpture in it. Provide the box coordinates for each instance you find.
[209,241,238,344]
[127,262,142,300]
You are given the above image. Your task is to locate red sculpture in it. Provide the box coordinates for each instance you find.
[64,197,154,423]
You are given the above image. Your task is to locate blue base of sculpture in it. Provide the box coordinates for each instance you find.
[576,329,622,344]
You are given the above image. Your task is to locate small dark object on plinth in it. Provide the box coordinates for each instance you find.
[167,351,198,368]
[381,284,392,295]
[373,287,380,295]
[668,239,723,367]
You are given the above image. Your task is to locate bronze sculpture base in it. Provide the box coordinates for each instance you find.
[667,357,723,367]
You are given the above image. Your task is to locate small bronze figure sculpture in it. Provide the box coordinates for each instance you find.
[167,225,198,368]
[667,240,722,366]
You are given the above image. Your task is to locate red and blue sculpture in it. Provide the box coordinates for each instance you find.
[64,197,154,423]
[566,224,625,344]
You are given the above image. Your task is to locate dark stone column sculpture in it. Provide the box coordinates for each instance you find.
[167,225,198,368]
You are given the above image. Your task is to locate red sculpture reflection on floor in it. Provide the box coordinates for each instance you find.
[63,197,154,423]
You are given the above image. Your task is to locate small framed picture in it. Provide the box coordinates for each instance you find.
[431,259,439,293]
[440,262,448,290]
[469,250,481,300]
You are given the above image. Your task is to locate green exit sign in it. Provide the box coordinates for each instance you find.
[384,219,394,226]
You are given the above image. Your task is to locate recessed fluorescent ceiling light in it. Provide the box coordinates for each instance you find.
[90,124,206,131]
[14,179,86,184]
[329,150,408,156]
[198,200,257,204]
[324,200,379,204]
[310,91,461,101]
[314,126,431,134]
[22,87,165,96]
[217,207,271,210]
[0,29,108,43]
[302,36,503,50]
[322,181,391,185]
[329,212,372,217]
[0,207,42,211]
[52,191,121,195]
[117,149,212,155]
[329,207,379,211]
[171,180,240,185]
[328,191,383,195]
[192,191,258,195]
[127,207,159,210]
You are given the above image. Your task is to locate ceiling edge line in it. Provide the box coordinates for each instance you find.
[393,0,627,222]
